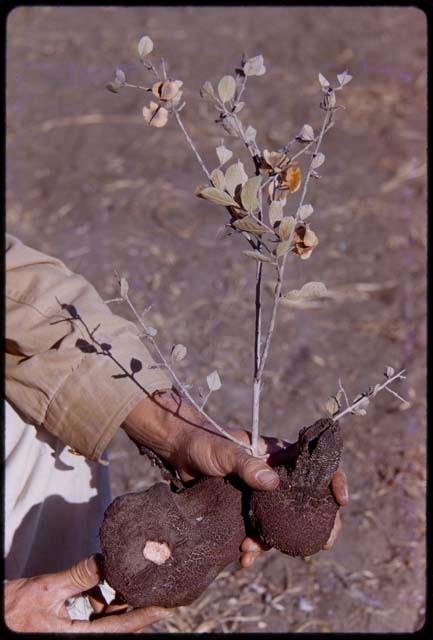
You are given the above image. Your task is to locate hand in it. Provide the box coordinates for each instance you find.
[5,554,173,632]
[124,390,282,490]
[124,390,349,567]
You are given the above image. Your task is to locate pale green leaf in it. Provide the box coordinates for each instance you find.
[278,216,296,240]
[210,168,226,191]
[216,144,233,166]
[225,161,248,196]
[218,75,236,102]
[196,186,238,207]
[242,250,272,263]
[138,35,154,58]
[207,370,222,391]
[233,215,266,235]
[268,201,284,227]
[241,176,261,212]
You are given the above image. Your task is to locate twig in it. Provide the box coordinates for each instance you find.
[173,111,212,181]
[333,369,406,421]
[256,107,332,384]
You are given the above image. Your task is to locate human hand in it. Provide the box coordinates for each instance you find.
[240,468,349,567]
[5,554,173,632]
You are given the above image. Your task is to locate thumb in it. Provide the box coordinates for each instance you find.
[54,554,101,598]
[231,449,279,491]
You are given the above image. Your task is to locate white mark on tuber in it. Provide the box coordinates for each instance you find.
[142,540,171,565]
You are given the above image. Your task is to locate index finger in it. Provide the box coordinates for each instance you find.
[71,606,173,633]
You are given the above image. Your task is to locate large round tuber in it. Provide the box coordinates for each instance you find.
[100,418,343,607]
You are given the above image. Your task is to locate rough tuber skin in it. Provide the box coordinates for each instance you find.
[100,418,342,608]
[248,418,343,556]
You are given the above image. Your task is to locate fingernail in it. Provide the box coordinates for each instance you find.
[85,554,98,575]
[256,469,279,489]
[342,486,349,504]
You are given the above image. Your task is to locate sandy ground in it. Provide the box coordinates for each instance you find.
[6,5,426,633]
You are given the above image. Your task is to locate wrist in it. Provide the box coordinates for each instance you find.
[122,388,198,463]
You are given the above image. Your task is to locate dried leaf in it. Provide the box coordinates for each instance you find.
[153,79,183,101]
[243,55,266,76]
[385,366,395,378]
[171,343,187,363]
[337,70,353,87]
[225,161,248,196]
[312,153,325,169]
[268,201,284,227]
[210,168,226,191]
[142,102,169,128]
[233,101,245,113]
[278,216,296,240]
[298,204,314,220]
[233,215,266,235]
[120,277,129,298]
[276,240,291,257]
[263,149,285,169]
[218,75,236,102]
[280,165,301,193]
[207,370,222,391]
[292,224,319,258]
[195,186,238,207]
[216,144,233,166]
[138,35,154,58]
[106,80,122,93]
[326,397,340,416]
[241,176,261,212]
[297,124,315,142]
[200,81,215,100]
[318,72,330,89]
[242,250,272,263]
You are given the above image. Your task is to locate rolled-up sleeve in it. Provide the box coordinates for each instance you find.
[5,234,172,460]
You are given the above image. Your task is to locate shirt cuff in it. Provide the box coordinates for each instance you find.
[44,334,173,461]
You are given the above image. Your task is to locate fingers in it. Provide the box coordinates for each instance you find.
[54,555,101,598]
[240,551,261,568]
[229,446,279,491]
[323,511,342,550]
[331,469,349,506]
[72,606,173,633]
[241,536,270,553]
[240,536,271,568]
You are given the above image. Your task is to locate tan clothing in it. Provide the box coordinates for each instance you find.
[5,233,172,460]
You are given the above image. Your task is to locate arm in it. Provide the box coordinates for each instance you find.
[5,234,172,461]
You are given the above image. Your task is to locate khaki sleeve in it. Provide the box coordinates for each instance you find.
[5,234,173,461]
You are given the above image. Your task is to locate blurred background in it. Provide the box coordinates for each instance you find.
[6,6,426,633]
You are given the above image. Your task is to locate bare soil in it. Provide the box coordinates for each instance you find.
[6,5,426,633]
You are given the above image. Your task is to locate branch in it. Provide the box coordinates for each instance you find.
[333,369,407,421]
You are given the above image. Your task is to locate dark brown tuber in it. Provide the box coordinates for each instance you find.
[100,418,343,608]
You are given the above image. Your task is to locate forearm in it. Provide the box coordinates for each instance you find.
[5,233,172,459]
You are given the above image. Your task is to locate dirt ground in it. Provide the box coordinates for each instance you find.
[6,5,427,633]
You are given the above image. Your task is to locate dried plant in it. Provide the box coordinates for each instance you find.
[100,36,408,456]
